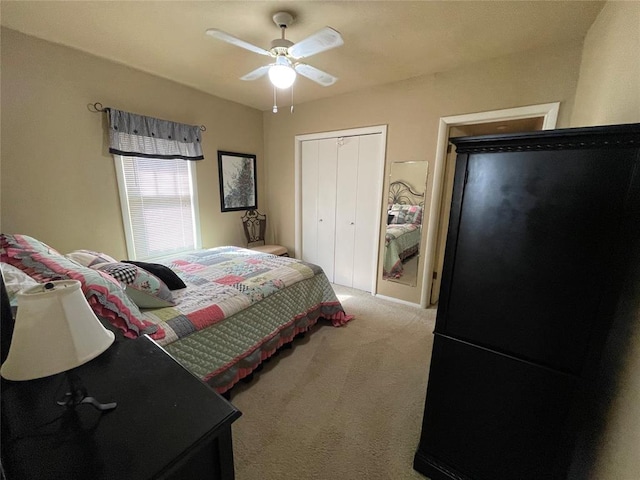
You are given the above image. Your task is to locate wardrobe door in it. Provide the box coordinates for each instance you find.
[438,148,636,373]
[418,335,577,480]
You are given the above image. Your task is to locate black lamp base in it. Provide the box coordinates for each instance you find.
[57,371,117,411]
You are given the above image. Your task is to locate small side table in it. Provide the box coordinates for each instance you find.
[1,335,242,480]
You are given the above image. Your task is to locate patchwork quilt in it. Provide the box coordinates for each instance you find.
[144,246,350,345]
[383,224,421,279]
[141,247,352,391]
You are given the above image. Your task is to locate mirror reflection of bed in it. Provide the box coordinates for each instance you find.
[383,161,428,287]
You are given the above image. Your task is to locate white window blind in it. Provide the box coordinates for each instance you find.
[115,156,201,260]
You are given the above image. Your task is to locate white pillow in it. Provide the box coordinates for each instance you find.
[1,262,39,306]
[65,249,117,268]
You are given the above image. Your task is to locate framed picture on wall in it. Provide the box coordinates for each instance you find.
[217,150,257,212]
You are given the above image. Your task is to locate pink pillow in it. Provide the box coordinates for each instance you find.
[1,234,164,340]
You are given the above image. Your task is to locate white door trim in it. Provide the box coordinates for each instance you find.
[421,102,560,308]
[295,125,388,295]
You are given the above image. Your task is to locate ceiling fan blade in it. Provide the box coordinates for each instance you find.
[294,63,338,87]
[205,28,271,56]
[288,27,344,59]
[240,65,272,81]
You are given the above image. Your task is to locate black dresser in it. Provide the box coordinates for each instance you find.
[414,123,640,480]
[1,335,242,480]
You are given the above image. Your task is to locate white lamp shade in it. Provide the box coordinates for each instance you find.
[0,280,115,381]
[268,56,296,89]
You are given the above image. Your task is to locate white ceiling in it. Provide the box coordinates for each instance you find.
[1,1,604,111]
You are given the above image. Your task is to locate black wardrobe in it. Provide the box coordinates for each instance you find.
[414,123,640,480]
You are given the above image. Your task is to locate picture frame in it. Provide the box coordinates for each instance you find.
[217,150,257,212]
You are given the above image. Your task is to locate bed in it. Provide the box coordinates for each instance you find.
[383,223,422,279]
[383,180,424,279]
[1,234,352,394]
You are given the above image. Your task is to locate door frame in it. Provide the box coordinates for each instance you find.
[294,125,388,295]
[421,102,560,308]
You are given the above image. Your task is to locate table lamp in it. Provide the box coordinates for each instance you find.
[0,280,117,411]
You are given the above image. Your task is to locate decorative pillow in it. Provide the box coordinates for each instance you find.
[388,204,422,225]
[1,234,163,340]
[0,233,61,256]
[65,249,118,268]
[94,262,174,309]
[122,260,187,290]
[0,262,39,306]
[409,205,423,225]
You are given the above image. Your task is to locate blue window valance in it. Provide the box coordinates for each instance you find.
[108,108,204,160]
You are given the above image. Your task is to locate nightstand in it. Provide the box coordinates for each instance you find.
[1,335,242,480]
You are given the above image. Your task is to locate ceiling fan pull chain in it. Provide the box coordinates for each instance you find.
[291,85,294,114]
[272,85,278,113]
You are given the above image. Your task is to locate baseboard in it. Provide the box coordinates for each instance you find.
[413,450,472,480]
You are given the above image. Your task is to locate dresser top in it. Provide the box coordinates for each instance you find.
[1,335,241,480]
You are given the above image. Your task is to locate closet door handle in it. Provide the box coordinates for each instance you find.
[350,222,355,225]
[319,219,323,222]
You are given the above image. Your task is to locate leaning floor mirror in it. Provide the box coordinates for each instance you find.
[382,161,429,287]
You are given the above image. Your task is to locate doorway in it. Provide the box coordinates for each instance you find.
[421,103,560,307]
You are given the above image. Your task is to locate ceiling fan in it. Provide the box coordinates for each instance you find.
[205,11,344,90]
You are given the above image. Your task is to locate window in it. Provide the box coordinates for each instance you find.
[114,156,201,260]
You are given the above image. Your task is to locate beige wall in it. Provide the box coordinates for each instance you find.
[264,41,583,303]
[1,28,264,259]
[571,2,640,126]
[2,6,638,479]
[570,3,640,479]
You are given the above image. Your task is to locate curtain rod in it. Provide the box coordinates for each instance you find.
[88,102,207,132]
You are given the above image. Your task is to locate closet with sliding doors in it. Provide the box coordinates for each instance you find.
[413,123,640,480]
[300,132,385,292]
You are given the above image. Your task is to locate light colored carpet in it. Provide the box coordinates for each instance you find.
[231,284,437,480]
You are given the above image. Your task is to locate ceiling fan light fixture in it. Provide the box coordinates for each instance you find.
[268,57,296,89]
[206,11,343,96]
